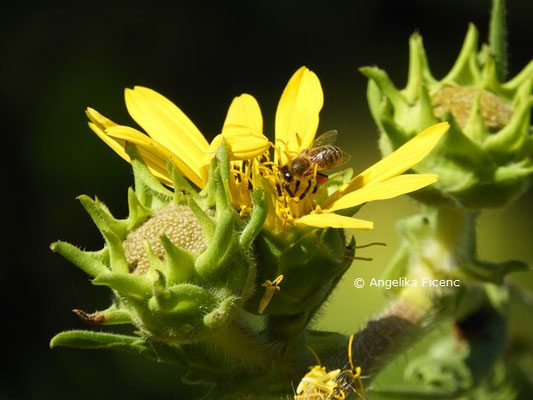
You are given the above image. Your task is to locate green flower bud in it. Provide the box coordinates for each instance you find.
[362,24,533,209]
[51,142,267,344]
[385,207,527,288]
[403,294,509,396]
[246,226,355,340]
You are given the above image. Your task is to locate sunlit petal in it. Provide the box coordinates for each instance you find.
[88,121,173,185]
[124,86,209,180]
[87,107,116,130]
[275,67,323,163]
[88,121,127,161]
[207,126,270,162]
[333,122,449,198]
[105,126,202,187]
[223,94,263,133]
[296,213,374,229]
[326,174,438,212]
[87,108,128,160]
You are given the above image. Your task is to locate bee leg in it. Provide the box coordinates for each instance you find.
[299,180,313,200]
[286,186,295,197]
[316,172,329,184]
[282,183,295,197]
[295,179,301,192]
[312,183,318,194]
[276,183,283,197]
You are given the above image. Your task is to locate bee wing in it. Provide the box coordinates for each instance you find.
[310,130,338,148]
[337,150,352,168]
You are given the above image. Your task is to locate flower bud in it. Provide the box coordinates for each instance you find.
[362,24,533,209]
[246,226,355,339]
[51,143,267,344]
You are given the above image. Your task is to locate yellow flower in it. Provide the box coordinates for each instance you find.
[87,67,449,232]
[87,87,269,188]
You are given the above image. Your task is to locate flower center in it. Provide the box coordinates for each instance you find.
[123,204,206,275]
[432,87,513,132]
[229,149,322,230]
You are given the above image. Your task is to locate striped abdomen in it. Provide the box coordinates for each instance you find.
[305,145,344,171]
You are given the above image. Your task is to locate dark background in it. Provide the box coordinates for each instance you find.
[2,1,532,399]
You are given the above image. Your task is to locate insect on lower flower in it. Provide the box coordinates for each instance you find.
[294,334,365,399]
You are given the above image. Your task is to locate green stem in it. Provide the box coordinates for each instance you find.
[489,0,508,81]
[332,207,481,387]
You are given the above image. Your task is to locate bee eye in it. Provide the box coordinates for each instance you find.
[284,171,293,182]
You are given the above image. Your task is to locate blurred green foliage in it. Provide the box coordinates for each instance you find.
[2,0,531,398]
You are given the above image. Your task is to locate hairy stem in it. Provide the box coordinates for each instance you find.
[209,321,275,369]
[489,0,508,81]
[329,207,481,386]
[347,289,439,382]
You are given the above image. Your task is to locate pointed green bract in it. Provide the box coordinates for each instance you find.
[78,195,129,239]
[126,187,152,230]
[51,330,146,350]
[167,159,203,205]
[240,189,268,249]
[52,143,266,347]
[195,209,235,278]
[93,272,152,299]
[362,24,533,209]
[187,196,215,241]
[73,307,132,325]
[126,143,173,207]
[159,235,195,284]
[101,229,129,274]
[50,241,108,277]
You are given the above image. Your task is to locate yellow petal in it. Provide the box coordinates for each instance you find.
[205,127,270,168]
[217,125,270,157]
[295,213,374,230]
[223,94,263,133]
[88,121,128,161]
[88,121,173,185]
[87,107,116,130]
[334,122,449,197]
[124,86,209,182]
[326,174,438,212]
[275,67,323,163]
[87,108,128,160]
[105,126,203,187]
[106,125,164,146]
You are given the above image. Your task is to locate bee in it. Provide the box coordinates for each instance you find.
[293,334,365,400]
[280,130,350,199]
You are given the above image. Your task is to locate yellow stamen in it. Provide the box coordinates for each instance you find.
[348,334,355,372]
[346,334,365,399]
[306,345,322,366]
[258,274,284,314]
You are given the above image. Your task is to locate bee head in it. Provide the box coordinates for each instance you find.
[289,158,307,177]
[280,165,293,182]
